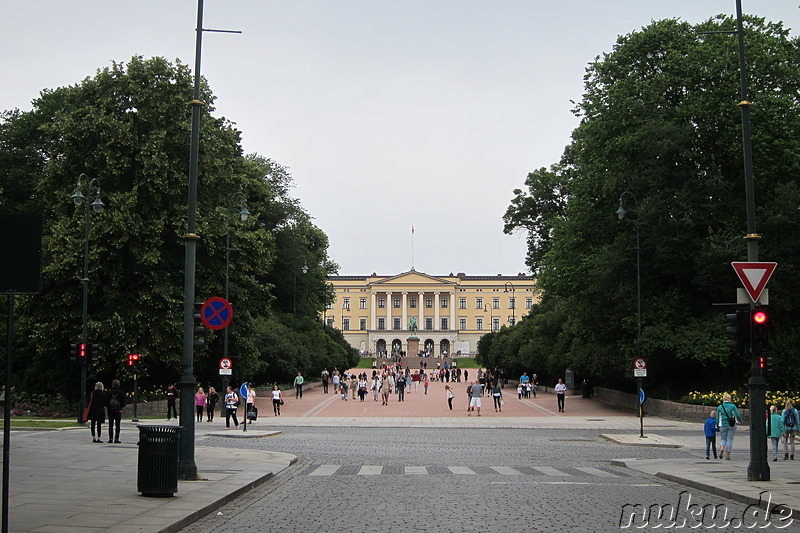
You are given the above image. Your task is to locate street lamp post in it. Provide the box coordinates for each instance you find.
[293,261,309,320]
[483,303,492,332]
[616,191,644,438]
[222,191,250,396]
[504,282,516,326]
[71,173,105,424]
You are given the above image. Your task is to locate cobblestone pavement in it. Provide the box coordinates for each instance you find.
[179,428,760,533]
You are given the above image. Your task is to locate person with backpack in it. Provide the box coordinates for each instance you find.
[106,379,126,443]
[782,399,798,460]
[767,405,784,462]
[224,386,240,429]
[716,393,743,460]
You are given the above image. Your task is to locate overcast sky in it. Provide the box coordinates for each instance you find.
[2,1,796,277]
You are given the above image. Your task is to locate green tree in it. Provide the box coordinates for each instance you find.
[503,16,800,392]
[0,56,344,402]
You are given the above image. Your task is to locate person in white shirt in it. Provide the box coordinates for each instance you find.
[555,378,567,412]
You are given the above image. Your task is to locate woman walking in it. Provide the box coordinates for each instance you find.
[195,387,206,422]
[782,399,799,460]
[716,393,743,460]
[492,382,503,412]
[88,381,107,443]
[445,385,454,410]
[271,385,283,416]
[224,386,239,429]
[206,386,219,422]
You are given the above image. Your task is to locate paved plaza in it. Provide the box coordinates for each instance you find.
[1,379,798,532]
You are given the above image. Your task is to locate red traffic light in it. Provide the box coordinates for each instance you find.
[78,343,87,359]
[127,353,140,366]
[753,310,767,324]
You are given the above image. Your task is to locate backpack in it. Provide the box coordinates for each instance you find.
[786,409,797,428]
[109,393,121,410]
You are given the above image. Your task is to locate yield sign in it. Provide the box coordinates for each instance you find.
[731,262,777,303]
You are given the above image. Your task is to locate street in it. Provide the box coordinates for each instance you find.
[179,427,755,532]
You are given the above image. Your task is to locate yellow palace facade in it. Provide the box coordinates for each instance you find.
[325,270,537,357]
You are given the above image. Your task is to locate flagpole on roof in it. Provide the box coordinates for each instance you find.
[411,223,415,271]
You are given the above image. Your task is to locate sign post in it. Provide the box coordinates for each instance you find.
[633,358,647,438]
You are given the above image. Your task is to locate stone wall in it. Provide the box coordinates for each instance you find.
[595,386,750,424]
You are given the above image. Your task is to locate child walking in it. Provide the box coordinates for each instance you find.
[704,410,719,460]
[768,405,784,461]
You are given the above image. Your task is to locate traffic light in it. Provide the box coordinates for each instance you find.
[725,308,750,354]
[77,342,88,363]
[90,343,101,362]
[70,343,77,361]
[194,308,205,348]
[127,353,140,367]
[752,307,769,376]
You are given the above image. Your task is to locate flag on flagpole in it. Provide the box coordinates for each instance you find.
[412,224,415,234]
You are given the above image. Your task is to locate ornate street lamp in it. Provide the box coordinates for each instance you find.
[504,282,516,326]
[71,173,104,424]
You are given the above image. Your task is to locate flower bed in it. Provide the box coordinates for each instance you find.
[681,390,798,408]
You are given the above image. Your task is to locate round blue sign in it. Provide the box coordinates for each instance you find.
[639,389,646,405]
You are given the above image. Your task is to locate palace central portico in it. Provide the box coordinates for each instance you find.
[325,270,537,357]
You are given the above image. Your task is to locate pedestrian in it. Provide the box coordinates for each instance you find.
[396,374,406,402]
[246,383,257,423]
[532,374,539,398]
[332,372,341,397]
[294,372,304,399]
[767,405,784,461]
[372,375,381,401]
[358,376,368,402]
[271,385,283,416]
[782,398,798,460]
[106,379,126,444]
[224,386,239,429]
[381,374,392,406]
[321,368,330,394]
[469,380,484,416]
[555,378,567,412]
[206,386,219,422]
[520,372,530,398]
[165,383,177,420]
[704,410,719,459]
[195,386,206,423]
[492,382,503,412]
[349,374,358,399]
[466,382,473,412]
[464,370,468,382]
[423,373,429,395]
[445,385,454,410]
[517,383,523,400]
[716,393,742,460]
[88,381,107,443]
[341,375,349,401]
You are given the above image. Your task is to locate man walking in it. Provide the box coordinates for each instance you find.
[321,368,330,394]
[294,372,304,399]
[106,379,126,443]
[468,380,484,416]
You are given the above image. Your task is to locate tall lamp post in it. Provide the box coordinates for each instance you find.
[616,191,644,438]
[483,303,492,332]
[504,282,516,326]
[222,191,250,396]
[71,173,105,424]
[293,261,309,320]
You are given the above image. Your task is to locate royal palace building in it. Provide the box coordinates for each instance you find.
[325,270,537,357]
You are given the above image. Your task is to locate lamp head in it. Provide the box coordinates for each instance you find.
[239,204,250,222]
[71,188,85,206]
[616,202,626,220]
[91,194,105,213]
[302,263,309,274]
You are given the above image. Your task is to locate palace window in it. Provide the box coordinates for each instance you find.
[492,318,500,330]
[343,298,350,311]
[425,297,433,308]
[394,297,401,308]
[360,318,367,330]
[459,298,467,309]
[509,297,516,309]
[476,317,483,330]
[492,298,500,309]
[410,297,417,308]
[525,298,533,309]
[393,318,401,330]
[342,318,350,331]
[459,318,467,330]
[441,317,448,330]
[360,298,367,309]
[476,298,483,309]
[441,297,448,308]
[378,318,385,330]
[378,298,385,309]
[327,317,334,328]
[425,317,433,330]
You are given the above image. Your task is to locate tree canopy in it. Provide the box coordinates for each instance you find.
[500,15,800,393]
[0,56,358,401]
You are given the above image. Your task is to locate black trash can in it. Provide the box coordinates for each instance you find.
[137,425,182,497]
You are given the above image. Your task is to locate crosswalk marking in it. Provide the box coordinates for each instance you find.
[531,466,570,476]
[573,466,619,477]
[357,465,382,476]
[490,466,521,475]
[448,466,476,475]
[309,464,341,476]
[405,466,427,475]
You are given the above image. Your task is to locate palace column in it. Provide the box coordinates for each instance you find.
[450,292,455,329]
[418,291,424,334]
[434,291,440,330]
[370,292,376,330]
[402,292,408,332]
[386,291,392,330]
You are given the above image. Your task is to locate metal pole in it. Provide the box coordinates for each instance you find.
[132,373,139,422]
[3,294,14,533]
[222,210,231,398]
[178,0,204,480]
[78,179,96,425]
[732,0,767,482]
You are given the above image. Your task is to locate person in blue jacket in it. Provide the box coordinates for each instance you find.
[767,405,784,462]
[716,393,743,460]
[704,410,719,460]
[782,399,799,460]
